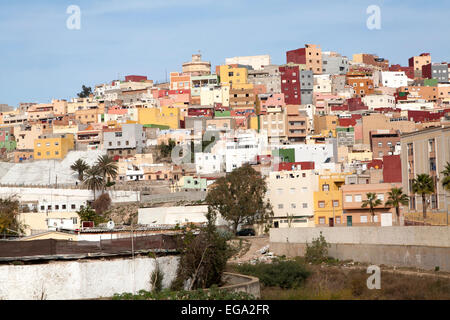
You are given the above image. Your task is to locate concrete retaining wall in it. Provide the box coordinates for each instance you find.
[0,255,179,300]
[219,272,261,298]
[270,226,450,247]
[270,226,450,271]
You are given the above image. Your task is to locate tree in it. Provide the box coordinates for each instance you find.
[77,206,106,227]
[92,193,112,215]
[412,174,435,219]
[385,187,409,226]
[441,162,450,192]
[0,197,25,236]
[83,165,104,200]
[158,139,176,158]
[361,192,382,223]
[70,159,89,182]
[95,155,118,193]
[205,164,273,234]
[77,85,92,98]
[171,208,231,290]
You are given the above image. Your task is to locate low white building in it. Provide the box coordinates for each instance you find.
[362,94,396,110]
[138,205,227,226]
[381,71,408,88]
[225,54,271,71]
[195,152,224,174]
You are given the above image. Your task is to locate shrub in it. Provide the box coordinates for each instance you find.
[112,288,255,300]
[151,265,164,293]
[305,232,330,264]
[236,259,310,289]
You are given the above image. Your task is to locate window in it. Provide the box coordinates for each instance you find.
[115,132,122,137]
[62,205,66,210]
[373,215,379,223]
[302,187,307,192]
[360,215,368,223]
[377,194,384,201]
[319,217,326,224]
[354,194,362,202]
[71,204,76,210]
[278,204,284,209]
[290,188,295,194]
[336,217,341,224]
[291,203,296,209]
[345,195,353,202]
[72,217,78,224]
[126,141,129,146]
[277,188,283,195]
[378,142,382,147]
[55,142,59,146]
[333,200,339,207]
[55,205,59,210]
[318,201,325,208]
[46,142,50,147]
[322,184,330,191]
[302,203,308,208]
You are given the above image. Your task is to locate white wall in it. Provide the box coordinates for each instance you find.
[0,255,179,300]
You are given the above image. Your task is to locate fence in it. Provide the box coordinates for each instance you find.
[0,234,178,259]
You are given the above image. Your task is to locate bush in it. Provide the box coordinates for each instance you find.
[305,232,330,264]
[151,265,164,293]
[236,259,310,289]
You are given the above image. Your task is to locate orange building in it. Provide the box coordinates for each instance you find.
[346,72,374,97]
[170,72,191,90]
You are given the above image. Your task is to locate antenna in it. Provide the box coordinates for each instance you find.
[107,220,115,230]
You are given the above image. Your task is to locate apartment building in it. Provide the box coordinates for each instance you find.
[247,65,281,94]
[182,54,211,76]
[267,169,318,228]
[279,64,301,105]
[322,52,349,75]
[342,183,401,226]
[422,62,449,82]
[380,71,409,88]
[34,133,75,160]
[369,129,400,159]
[287,44,322,74]
[408,53,431,78]
[400,126,450,214]
[103,123,145,158]
[314,172,349,226]
[286,105,307,143]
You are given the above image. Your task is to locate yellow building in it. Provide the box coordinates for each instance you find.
[217,65,248,86]
[34,133,75,160]
[313,172,350,226]
[138,106,180,129]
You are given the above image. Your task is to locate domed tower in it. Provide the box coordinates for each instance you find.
[182,53,211,76]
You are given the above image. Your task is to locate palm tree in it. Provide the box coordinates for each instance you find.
[70,159,89,182]
[412,174,435,219]
[83,166,104,200]
[95,155,118,193]
[385,187,409,226]
[361,192,382,223]
[441,162,450,192]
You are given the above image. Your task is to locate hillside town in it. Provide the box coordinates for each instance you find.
[0,45,450,241]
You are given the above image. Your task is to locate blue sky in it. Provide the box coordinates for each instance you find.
[1,0,449,106]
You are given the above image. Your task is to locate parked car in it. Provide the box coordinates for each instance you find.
[236,228,255,236]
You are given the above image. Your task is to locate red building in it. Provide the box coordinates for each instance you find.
[383,155,402,183]
[347,97,367,112]
[274,161,315,171]
[389,64,414,79]
[286,48,306,64]
[279,65,301,105]
[125,75,147,82]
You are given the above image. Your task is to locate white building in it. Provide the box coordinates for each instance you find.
[195,152,225,174]
[138,205,227,226]
[224,131,267,172]
[362,94,396,110]
[313,74,332,93]
[381,71,408,88]
[225,55,271,71]
[266,169,318,228]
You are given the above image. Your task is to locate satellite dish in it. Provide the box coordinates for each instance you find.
[107,220,115,230]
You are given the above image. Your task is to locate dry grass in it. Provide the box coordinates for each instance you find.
[404,212,450,226]
[260,265,450,300]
